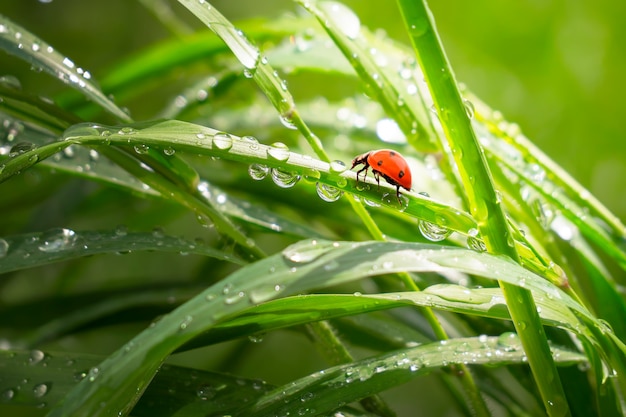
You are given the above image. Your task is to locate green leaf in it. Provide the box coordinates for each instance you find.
[0,228,244,275]
[0,15,131,123]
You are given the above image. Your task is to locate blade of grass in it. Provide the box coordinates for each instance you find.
[0,14,131,123]
[45,239,598,417]
[395,1,570,415]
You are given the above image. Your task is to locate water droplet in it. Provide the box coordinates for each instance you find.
[8,142,36,157]
[266,142,290,161]
[279,111,298,130]
[375,118,406,144]
[33,383,49,398]
[87,367,99,382]
[418,220,452,242]
[248,333,264,343]
[316,182,343,202]
[329,160,347,173]
[1,388,15,401]
[196,384,216,400]
[38,228,77,253]
[0,238,8,258]
[463,99,475,119]
[248,164,269,180]
[179,315,193,331]
[497,332,521,351]
[133,144,149,154]
[282,239,327,263]
[212,132,233,150]
[117,127,136,135]
[0,75,22,90]
[319,2,361,39]
[29,350,45,365]
[241,135,260,150]
[271,168,300,188]
[163,147,175,156]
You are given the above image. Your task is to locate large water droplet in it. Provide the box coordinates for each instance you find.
[33,383,49,398]
[38,228,77,253]
[248,164,269,180]
[329,160,347,173]
[418,220,452,242]
[319,2,361,39]
[29,350,45,365]
[316,182,343,202]
[271,168,300,188]
[8,142,36,157]
[133,144,149,154]
[212,132,233,150]
[266,142,290,161]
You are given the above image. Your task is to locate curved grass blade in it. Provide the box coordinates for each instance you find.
[183,286,579,350]
[0,349,275,416]
[46,239,604,417]
[0,15,132,123]
[176,0,329,162]
[239,336,585,416]
[0,228,244,275]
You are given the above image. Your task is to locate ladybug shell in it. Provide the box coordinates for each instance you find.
[365,149,412,191]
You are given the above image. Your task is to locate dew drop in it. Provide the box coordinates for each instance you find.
[241,135,260,151]
[418,220,452,242]
[248,164,269,180]
[279,112,298,130]
[212,132,233,150]
[282,239,327,263]
[133,144,149,154]
[8,142,36,157]
[38,228,77,253]
[163,147,175,156]
[329,160,347,173]
[33,383,49,398]
[29,350,45,365]
[1,388,15,402]
[316,182,343,202]
[179,315,193,331]
[463,99,475,119]
[196,384,216,400]
[0,238,8,258]
[266,142,290,161]
[271,168,300,188]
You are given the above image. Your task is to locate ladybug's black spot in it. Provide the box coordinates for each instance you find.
[398,170,404,178]
[389,151,396,156]
[377,160,383,166]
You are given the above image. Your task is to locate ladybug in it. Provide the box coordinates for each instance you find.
[351,149,412,201]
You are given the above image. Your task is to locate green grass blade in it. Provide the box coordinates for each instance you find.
[395,1,570,414]
[0,15,131,123]
[45,239,597,416]
[240,336,584,416]
[0,228,243,275]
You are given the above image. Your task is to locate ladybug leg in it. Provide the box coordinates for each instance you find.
[372,171,381,190]
[396,185,402,204]
[355,165,369,183]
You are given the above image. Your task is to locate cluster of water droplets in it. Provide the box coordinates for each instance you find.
[0,350,57,409]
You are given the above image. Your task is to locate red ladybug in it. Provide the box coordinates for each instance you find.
[351,149,412,201]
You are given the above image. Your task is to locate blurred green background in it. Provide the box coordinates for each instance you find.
[2,0,625,222]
